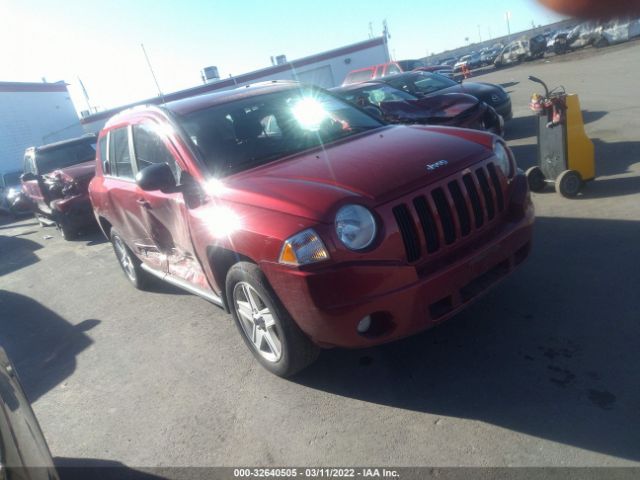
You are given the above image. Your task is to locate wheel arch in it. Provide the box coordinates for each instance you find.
[207,246,256,313]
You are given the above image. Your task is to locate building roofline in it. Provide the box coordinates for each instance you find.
[81,36,387,125]
[0,81,69,93]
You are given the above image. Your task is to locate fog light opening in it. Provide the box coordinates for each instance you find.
[357,315,372,334]
[356,311,395,338]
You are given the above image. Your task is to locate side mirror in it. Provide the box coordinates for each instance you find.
[136,163,177,193]
[20,172,37,182]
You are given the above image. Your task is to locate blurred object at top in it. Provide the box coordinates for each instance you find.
[538,0,640,18]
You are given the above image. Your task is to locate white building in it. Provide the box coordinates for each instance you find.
[0,81,84,174]
[81,36,390,133]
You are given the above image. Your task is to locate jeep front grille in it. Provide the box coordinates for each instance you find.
[392,161,506,263]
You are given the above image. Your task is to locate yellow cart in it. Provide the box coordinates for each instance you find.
[526,76,595,198]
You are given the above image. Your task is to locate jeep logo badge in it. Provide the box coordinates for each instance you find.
[426,160,449,171]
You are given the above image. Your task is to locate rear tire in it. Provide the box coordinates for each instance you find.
[556,170,583,198]
[226,262,319,377]
[526,166,547,192]
[110,229,149,289]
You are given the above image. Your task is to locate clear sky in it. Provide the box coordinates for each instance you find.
[0,0,564,112]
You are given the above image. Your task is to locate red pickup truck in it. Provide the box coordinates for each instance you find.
[89,82,533,377]
[21,136,97,239]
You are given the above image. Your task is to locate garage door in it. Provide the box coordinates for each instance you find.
[294,65,336,88]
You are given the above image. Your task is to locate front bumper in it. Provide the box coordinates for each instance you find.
[263,175,534,349]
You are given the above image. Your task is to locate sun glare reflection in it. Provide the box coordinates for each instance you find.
[203,206,242,238]
[291,97,328,131]
[205,178,227,196]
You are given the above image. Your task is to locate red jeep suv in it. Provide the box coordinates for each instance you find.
[89,82,533,377]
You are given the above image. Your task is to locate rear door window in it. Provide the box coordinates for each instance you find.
[109,127,134,179]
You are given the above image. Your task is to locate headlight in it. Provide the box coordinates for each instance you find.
[279,229,330,266]
[6,188,19,200]
[335,204,377,251]
[494,141,514,179]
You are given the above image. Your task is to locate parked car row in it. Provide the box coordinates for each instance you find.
[425,16,640,76]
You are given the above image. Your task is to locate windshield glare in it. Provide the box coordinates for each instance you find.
[179,89,384,177]
[36,142,96,173]
[386,72,457,96]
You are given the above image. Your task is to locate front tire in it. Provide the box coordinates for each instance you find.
[226,262,319,377]
[110,229,148,289]
[556,170,583,198]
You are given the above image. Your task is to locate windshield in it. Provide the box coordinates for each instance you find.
[336,84,417,107]
[178,88,384,177]
[35,141,96,173]
[2,171,21,186]
[385,72,457,96]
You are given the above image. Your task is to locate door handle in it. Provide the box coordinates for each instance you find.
[136,198,151,208]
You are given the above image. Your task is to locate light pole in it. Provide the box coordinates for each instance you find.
[478,24,482,43]
[505,11,512,40]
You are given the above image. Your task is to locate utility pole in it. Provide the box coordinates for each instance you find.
[141,43,164,101]
[478,25,482,43]
[505,11,512,40]
[368,21,374,39]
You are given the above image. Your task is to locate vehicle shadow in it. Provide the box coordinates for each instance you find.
[295,216,640,461]
[82,229,109,247]
[0,217,38,230]
[0,235,43,276]
[0,290,99,402]
[505,110,608,142]
[55,457,167,480]
[577,175,640,199]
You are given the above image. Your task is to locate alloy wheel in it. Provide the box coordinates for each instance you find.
[113,235,136,281]
[233,282,282,363]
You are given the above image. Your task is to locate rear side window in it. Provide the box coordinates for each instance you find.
[132,124,180,182]
[109,128,134,179]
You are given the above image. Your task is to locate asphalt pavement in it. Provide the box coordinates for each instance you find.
[1,41,639,469]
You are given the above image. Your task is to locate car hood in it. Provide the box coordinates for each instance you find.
[379,93,479,122]
[46,160,96,183]
[218,126,494,222]
[431,82,505,104]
